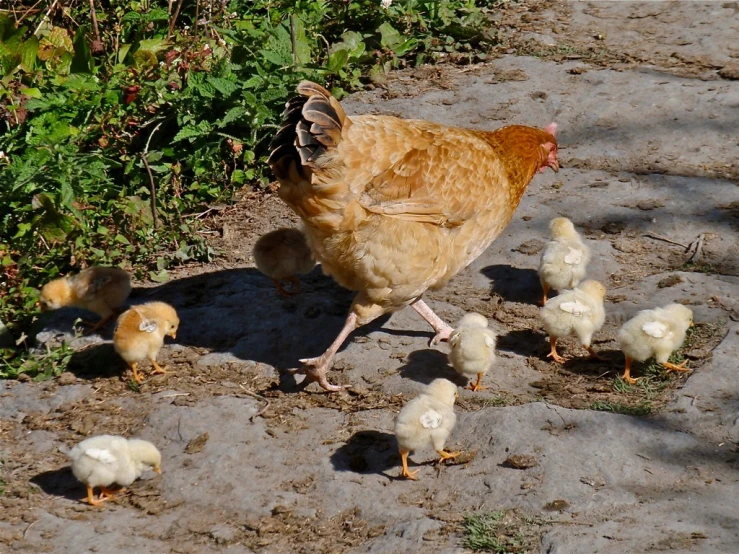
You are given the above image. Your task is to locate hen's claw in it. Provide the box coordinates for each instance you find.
[294,357,346,392]
[430,326,454,346]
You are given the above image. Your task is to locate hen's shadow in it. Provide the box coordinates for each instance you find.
[330,430,398,475]
[497,329,549,358]
[397,349,467,386]
[480,264,540,304]
[31,466,81,502]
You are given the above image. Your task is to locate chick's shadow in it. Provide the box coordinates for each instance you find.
[330,430,398,476]
[480,264,540,304]
[31,466,81,502]
[397,349,467,387]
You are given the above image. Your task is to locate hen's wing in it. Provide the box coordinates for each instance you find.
[342,119,507,228]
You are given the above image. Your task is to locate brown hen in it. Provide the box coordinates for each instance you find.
[269,81,559,391]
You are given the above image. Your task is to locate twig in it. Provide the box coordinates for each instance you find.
[642,232,689,250]
[140,154,159,230]
[158,392,190,399]
[167,0,174,15]
[23,520,38,539]
[88,0,103,53]
[194,0,199,37]
[12,0,43,27]
[289,14,298,65]
[33,0,59,36]
[168,0,185,39]
[239,384,271,421]
[686,233,705,263]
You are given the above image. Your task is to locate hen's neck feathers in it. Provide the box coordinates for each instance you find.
[482,125,554,201]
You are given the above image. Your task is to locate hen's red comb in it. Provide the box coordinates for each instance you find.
[545,122,558,136]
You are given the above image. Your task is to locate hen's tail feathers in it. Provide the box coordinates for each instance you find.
[268,81,349,180]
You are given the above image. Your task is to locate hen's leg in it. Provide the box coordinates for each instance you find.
[294,312,358,392]
[410,299,454,345]
[546,337,567,364]
[621,356,640,385]
[399,449,420,480]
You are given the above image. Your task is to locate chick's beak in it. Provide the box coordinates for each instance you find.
[169,331,177,339]
[153,466,162,474]
[689,321,695,328]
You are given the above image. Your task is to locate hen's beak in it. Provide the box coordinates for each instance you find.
[549,159,560,173]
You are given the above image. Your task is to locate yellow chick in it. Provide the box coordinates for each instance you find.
[538,217,591,305]
[113,302,179,383]
[394,378,461,480]
[39,267,131,334]
[617,303,694,384]
[68,435,161,506]
[253,228,316,296]
[540,279,607,364]
[449,313,497,392]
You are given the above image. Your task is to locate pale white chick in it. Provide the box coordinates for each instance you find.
[114,302,179,383]
[253,228,316,296]
[540,280,607,364]
[394,378,461,480]
[68,435,161,506]
[617,303,694,384]
[39,266,131,334]
[448,313,497,392]
[538,217,591,305]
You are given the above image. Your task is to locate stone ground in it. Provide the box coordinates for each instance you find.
[1,2,738,553]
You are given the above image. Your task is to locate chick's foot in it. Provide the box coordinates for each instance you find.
[465,374,488,392]
[662,360,691,373]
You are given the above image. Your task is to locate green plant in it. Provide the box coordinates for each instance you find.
[462,510,540,553]
[1,340,74,380]
[0,0,496,378]
[590,400,652,416]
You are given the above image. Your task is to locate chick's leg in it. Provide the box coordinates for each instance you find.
[150,359,168,375]
[273,277,300,297]
[621,356,640,385]
[466,373,488,392]
[546,337,567,364]
[128,362,144,384]
[99,486,125,500]
[399,449,420,480]
[295,312,358,392]
[541,284,550,306]
[410,299,454,345]
[85,485,107,506]
[662,360,691,373]
[82,313,114,336]
[584,345,609,361]
[437,449,462,461]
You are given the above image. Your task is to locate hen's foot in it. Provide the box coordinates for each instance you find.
[410,299,454,346]
[662,360,690,373]
[292,356,346,392]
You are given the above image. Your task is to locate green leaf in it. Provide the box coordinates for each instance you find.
[218,106,248,127]
[19,87,41,98]
[149,269,169,283]
[327,49,349,73]
[20,35,38,72]
[137,38,170,54]
[207,77,239,97]
[260,48,290,67]
[71,26,93,74]
[378,22,403,49]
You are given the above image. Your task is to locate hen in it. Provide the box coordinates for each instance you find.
[269,81,559,391]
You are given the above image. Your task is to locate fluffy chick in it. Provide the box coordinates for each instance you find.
[538,217,591,305]
[68,435,161,506]
[114,302,179,383]
[617,303,694,384]
[39,267,131,334]
[449,313,497,392]
[253,228,316,296]
[394,378,461,480]
[540,280,607,364]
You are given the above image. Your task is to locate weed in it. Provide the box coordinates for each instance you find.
[590,400,652,416]
[462,509,544,553]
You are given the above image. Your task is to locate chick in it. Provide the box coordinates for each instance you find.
[538,217,591,305]
[540,280,607,364]
[449,313,497,392]
[39,267,131,334]
[68,434,161,506]
[617,303,694,384]
[114,302,179,383]
[394,378,461,480]
[253,228,316,296]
